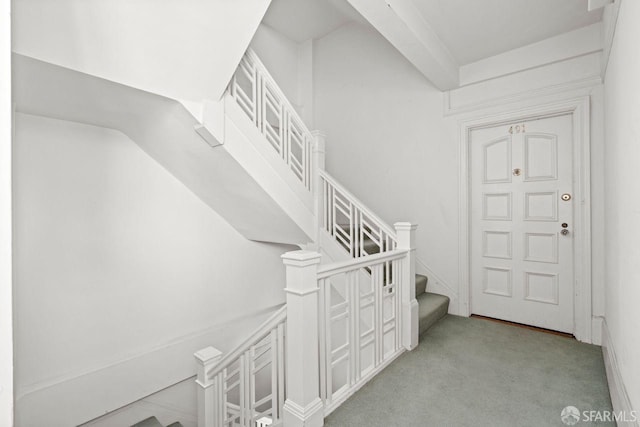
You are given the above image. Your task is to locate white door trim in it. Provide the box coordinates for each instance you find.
[458,96,593,342]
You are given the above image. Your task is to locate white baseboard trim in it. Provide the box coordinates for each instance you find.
[15,304,283,427]
[601,319,639,426]
[592,316,604,346]
[415,257,459,315]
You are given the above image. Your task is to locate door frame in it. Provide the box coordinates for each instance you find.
[458,96,592,342]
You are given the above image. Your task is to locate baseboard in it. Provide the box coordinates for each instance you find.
[592,316,604,345]
[601,319,639,426]
[15,304,282,427]
[415,257,459,315]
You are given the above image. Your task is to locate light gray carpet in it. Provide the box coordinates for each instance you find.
[325,315,613,427]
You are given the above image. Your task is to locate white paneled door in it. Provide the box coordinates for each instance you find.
[470,114,574,333]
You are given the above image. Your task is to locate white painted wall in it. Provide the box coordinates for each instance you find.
[249,24,315,125]
[13,114,292,426]
[603,0,640,413]
[0,0,13,424]
[250,24,301,109]
[12,0,271,102]
[313,23,460,302]
[313,22,606,333]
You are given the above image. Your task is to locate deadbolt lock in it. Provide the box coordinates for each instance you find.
[561,193,571,201]
[561,223,568,228]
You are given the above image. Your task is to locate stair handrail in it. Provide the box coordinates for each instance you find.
[195,305,287,427]
[229,48,314,192]
[316,247,408,414]
[319,169,398,258]
[206,304,286,378]
[317,248,406,279]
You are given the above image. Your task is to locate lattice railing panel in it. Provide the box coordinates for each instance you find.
[229,49,313,192]
[320,171,397,259]
[318,251,404,409]
[206,309,286,427]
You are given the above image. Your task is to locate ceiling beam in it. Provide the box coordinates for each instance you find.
[347,0,459,90]
[588,0,613,11]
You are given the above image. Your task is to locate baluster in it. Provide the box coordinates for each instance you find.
[348,270,358,385]
[394,259,402,351]
[253,66,259,128]
[195,346,223,427]
[374,263,383,367]
[312,132,326,239]
[317,278,327,404]
[282,108,289,160]
[270,329,278,422]
[349,204,355,258]
[394,222,418,350]
[277,322,285,421]
[248,347,255,427]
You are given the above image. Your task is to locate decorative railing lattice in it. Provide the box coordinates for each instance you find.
[317,250,405,414]
[195,307,286,427]
[229,49,313,192]
[320,170,398,258]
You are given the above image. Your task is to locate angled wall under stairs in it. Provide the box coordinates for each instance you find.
[13,54,314,245]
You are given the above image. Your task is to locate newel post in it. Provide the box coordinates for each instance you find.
[394,222,419,350]
[311,131,327,240]
[194,346,223,427]
[281,251,324,427]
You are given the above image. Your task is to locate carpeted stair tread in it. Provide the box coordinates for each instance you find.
[415,274,428,296]
[417,292,449,336]
[130,417,163,427]
[166,423,183,427]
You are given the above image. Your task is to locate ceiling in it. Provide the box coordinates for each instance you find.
[262,0,602,64]
[412,0,603,65]
[261,0,363,43]
[261,0,604,90]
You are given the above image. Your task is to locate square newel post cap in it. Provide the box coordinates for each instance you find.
[281,250,322,267]
[310,131,326,151]
[194,346,222,367]
[394,222,418,232]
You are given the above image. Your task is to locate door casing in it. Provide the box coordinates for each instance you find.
[458,96,592,343]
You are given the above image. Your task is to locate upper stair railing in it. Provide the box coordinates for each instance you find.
[319,170,397,258]
[229,48,313,192]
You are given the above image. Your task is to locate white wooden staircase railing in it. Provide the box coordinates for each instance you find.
[229,49,313,193]
[195,49,419,427]
[319,170,397,258]
[195,306,287,427]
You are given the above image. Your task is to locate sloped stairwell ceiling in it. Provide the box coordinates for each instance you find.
[12,0,272,102]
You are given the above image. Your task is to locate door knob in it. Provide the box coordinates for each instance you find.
[561,229,569,236]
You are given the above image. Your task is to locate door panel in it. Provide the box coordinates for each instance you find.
[470,114,574,333]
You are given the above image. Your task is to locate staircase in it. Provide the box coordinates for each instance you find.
[415,274,449,336]
[334,222,449,337]
[131,417,183,427]
[191,48,450,427]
